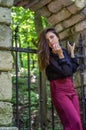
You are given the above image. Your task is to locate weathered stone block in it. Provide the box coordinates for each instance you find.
[37,6,51,17]
[67,4,81,14]
[47,8,71,25]
[75,20,86,32]
[48,0,62,13]
[0,0,14,7]
[55,23,64,32]
[48,0,73,13]
[0,72,12,101]
[0,51,12,71]
[29,0,51,11]
[0,102,13,125]
[74,0,86,8]
[0,7,11,24]
[63,14,85,28]
[0,25,12,47]
[59,29,71,40]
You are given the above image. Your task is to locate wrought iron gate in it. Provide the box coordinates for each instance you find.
[11,28,86,130]
[11,27,59,130]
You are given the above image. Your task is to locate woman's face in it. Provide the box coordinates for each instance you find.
[45,31,60,49]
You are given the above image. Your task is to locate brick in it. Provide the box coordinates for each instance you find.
[75,0,86,8]
[75,20,86,32]
[63,14,85,28]
[0,102,12,125]
[37,6,51,17]
[47,8,71,25]
[0,51,12,71]
[0,7,11,24]
[48,0,62,13]
[0,0,14,7]
[55,23,64,32]
[59,29,71,40]
[67,4,81,14]
[48,0,73,13]
[29,0,51,11]
[0,25,11,47]
[0,72,12,101]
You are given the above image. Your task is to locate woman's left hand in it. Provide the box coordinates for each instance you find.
[67,41,75,58]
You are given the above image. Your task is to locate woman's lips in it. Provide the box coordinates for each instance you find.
[51,43,55,47]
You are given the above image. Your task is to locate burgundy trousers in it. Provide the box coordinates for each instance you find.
[50,77,83,130]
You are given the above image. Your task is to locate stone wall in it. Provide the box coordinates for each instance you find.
[0,0,18,130]
[24,0,85,40]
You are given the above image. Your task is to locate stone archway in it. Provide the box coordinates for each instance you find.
[14,0,86,40]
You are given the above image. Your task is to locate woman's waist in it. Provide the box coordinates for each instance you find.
[50,76,73,83]
[50,77,75,93]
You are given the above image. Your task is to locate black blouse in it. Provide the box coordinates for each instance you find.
[46,48,79,81]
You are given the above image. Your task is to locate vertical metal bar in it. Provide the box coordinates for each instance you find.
[27,53,31,130]
[39,72,44,130]
[51,103,55,130]
[78,34,86,129]
[15,26,19,128]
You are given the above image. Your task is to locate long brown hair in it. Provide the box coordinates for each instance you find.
[38,27,60,71]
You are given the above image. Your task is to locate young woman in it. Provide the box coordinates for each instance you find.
[38,27,83,130]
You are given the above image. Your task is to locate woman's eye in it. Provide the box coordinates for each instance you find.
[50,35,54,39]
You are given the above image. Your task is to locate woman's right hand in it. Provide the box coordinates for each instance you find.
[52,44,64,59]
